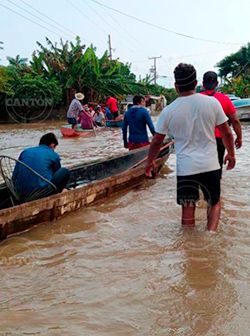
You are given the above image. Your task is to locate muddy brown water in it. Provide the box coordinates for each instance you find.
[0,122,250,335]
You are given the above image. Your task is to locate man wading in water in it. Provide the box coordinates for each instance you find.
[201,71,242,178]
[145,63,236,232]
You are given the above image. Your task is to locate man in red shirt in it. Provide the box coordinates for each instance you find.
[106,96,119,120]
[201,71,242,177]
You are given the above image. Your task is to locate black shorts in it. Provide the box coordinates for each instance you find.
[67,117,77,125]
[111,112,119,120]
[177,169,221,206]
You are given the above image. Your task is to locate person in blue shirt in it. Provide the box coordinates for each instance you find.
[104,106,112,120]
[13,133,70,200]
[122,95,155,150]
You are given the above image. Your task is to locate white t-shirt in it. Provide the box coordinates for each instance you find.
[95,111,105,123]
[156,93,228,176]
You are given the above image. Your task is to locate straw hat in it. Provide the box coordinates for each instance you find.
[75,92,85,100]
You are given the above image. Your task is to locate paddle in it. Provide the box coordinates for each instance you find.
[91,120,97,136]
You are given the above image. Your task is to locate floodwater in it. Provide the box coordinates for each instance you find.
[0,122,250,335]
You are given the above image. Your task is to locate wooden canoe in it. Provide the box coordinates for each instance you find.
[60,124,103,137]
[0,141,173,240]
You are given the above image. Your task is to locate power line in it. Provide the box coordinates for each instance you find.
[94,2,140,46]
[89,0,242,46]
[84,0,139,56]
[68,0,105,42]
[19,0,78,37]
[0,3,68,39]
[6,0,73,39]
[87,0,147,52]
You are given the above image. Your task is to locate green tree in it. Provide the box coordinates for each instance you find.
[217,43,250,97]
[0,66,13,95]
[32,37,143,103]
[221,75,250,98]
[217,43,250,77]
[5,71,62,122]
[7,54,28,68]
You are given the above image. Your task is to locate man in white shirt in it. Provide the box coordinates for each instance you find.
[145,63,235,231]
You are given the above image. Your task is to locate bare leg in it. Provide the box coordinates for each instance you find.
[72,124,77,130]
[207,200,221,231]
[182,202,196,227]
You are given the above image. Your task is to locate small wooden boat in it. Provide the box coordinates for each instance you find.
[106,120,123,128]
[60,124,98,137]
[233,98,250,121]
[0,141,173,240]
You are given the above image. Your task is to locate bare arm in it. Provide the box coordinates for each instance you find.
[217,121,236,170]
[228,113,242,149]
[145,133,165,177]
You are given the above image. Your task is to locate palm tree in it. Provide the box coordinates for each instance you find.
[7,54,28,67]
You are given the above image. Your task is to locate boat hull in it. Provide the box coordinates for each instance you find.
[0,142,173,240]
[106,120,123,128]
[233,99,250,121]
[236,106,250,121]
[60,125,96,137]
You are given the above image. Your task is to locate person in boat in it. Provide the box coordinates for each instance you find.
[67,92,85,130]
[13,133,70,201]
[78,105,94,129]
[145,63,235,232]
[93,105,105,127]
[106,96,119,120]
[89,106,95,118]
[122,95,155,151]
[201,71,242,178]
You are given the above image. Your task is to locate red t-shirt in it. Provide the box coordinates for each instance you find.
[201,90,236,137]
[106,97,118,113]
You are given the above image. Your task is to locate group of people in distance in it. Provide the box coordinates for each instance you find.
[66,93,120,130]
[13,62,242,232]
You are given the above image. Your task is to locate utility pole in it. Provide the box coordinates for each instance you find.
[148,56,161,85]
[0,42,3,62]
[108,34,112,60]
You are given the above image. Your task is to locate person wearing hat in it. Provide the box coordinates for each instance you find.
[201,71,242,178]
[66,92,85,130]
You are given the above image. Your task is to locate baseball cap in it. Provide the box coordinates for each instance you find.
[203,71,218,90]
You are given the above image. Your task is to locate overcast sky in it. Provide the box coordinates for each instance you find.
[0,0,249,87]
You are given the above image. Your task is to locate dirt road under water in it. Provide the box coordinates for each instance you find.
[0,122,250,335]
